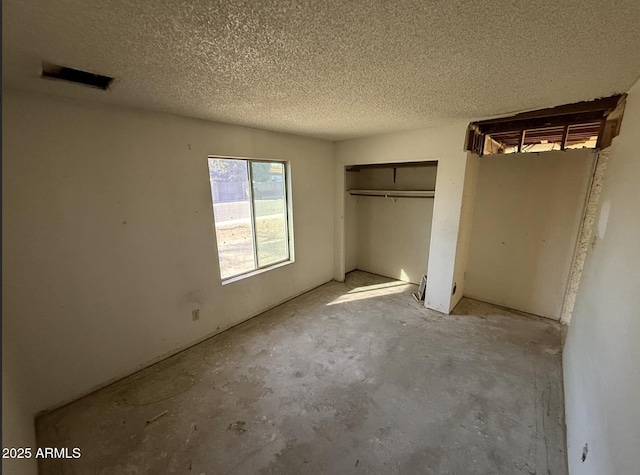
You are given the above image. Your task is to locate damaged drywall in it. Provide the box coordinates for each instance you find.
[560,150,609,325]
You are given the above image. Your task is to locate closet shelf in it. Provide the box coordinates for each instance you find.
[348,189,435,198]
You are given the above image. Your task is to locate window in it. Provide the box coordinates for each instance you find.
[208,157,291,281]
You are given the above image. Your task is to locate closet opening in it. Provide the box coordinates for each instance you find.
[343,161,437,296]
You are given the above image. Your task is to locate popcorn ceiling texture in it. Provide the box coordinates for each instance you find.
[3,0,640,140]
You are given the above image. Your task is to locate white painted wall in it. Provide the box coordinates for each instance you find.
[563,80,640,475]
[344,170,359,273]
[349,166,436,284]
[2,89,335,473]
[450,153,480,310]
[334,124,477,313]
[465,149,595,319]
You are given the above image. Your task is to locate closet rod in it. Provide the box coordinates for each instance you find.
[348,189,435,198]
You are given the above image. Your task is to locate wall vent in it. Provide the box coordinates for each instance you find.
[41,62,114,90]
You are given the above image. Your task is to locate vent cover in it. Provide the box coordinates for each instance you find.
[41,62,114,90]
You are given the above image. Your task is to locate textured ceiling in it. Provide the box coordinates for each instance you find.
[4,0,640,140]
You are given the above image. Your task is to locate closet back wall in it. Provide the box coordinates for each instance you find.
[352,166,437,284]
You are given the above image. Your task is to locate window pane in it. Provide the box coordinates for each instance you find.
[250,162,288,267]
[208,158,256,279]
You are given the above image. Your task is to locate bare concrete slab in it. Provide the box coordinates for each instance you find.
[36,271,567,474]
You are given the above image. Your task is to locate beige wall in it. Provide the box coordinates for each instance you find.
[2,89,335,473]
[344,171,359,273]
[465,149,595,319]
[450,153,480,311]
[349,166,437,284]
[2,348,37,475]
[334,125,479,313]
[11,80,634,475]
[563,80,640,475]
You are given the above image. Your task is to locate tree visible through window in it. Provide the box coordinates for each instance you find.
[208,157,290,280]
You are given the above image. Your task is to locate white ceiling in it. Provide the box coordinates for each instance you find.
[4,0,640,140]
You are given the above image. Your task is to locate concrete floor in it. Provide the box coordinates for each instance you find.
[36,271,567,474]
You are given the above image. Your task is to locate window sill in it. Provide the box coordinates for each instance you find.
[221,260,294,286]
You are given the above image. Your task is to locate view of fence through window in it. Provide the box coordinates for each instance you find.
[208,158,289,280]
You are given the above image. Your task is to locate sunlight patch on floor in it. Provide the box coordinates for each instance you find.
[327,280,414,305]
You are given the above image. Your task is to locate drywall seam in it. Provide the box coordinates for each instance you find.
[560,150,609,325]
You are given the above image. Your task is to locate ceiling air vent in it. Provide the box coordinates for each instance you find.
[465,94,626,156]
[41,62,114,90]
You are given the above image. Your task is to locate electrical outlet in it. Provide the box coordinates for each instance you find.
[192,309,200,321]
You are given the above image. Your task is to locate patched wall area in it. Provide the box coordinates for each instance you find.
[465,149,595,320]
